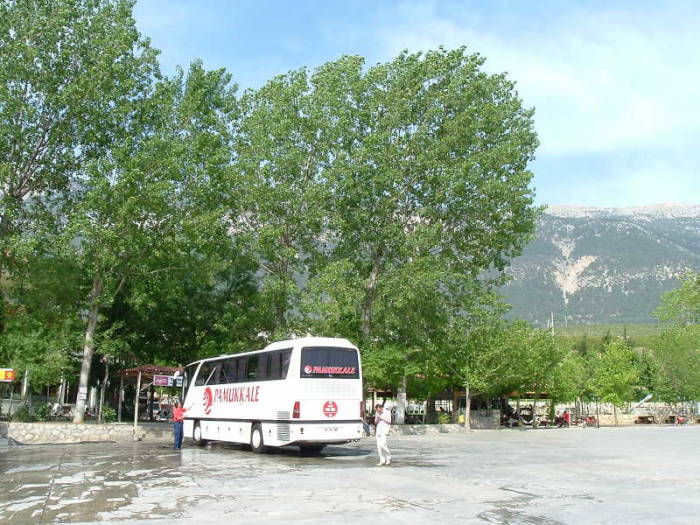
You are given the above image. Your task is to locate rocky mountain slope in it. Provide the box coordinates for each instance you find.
[501,204,700,325]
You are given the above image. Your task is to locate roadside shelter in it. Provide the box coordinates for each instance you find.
[117,365,183,429]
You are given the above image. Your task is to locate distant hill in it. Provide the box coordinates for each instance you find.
[501,204,700,326]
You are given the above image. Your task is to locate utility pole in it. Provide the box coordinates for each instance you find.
[550,312,554,336]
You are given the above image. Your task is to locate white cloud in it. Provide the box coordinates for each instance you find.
[375,2,700,157]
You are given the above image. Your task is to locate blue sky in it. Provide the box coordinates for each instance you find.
[133,0,699,208]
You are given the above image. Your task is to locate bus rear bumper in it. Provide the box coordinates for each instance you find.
[283,421,364,446]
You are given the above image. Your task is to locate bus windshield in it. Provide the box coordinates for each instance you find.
[300,346,359,379]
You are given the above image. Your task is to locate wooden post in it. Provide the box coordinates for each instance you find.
[148,383,154,422]
[8,384,14,417]
[133,371,141,432]
[21,369,29,404]
[98,358,109,423]
[118,376,124,423]
[463,380,472,431]
[395,376,407,425]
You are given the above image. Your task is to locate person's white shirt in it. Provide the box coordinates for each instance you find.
[375,408,391,437]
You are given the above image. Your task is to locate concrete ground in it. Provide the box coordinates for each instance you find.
[0,425,698,524]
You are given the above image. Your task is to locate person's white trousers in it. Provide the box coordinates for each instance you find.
[376,433,391,464]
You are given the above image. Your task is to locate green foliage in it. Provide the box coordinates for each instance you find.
[548,351,589,402]
[1,1,545,407]
[307,49,539,344]
[34,403,54,422]
[101,407,117,423]
[647,325,700,402]
[12,405,35,422]
[655,272,700,325]
[0,314,75,390]
[0,0,159,266]
[590,340,640,406]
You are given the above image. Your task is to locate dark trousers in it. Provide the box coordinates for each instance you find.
[173,421,184,449]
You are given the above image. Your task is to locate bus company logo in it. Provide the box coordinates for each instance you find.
[305,366,356,375]
[323,401,338,418]
[203,387,213,415]
[214,385,260,403]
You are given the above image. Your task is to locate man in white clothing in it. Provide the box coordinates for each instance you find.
[374,403,392,466]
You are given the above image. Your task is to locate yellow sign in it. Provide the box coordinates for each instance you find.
[0,368,15,382]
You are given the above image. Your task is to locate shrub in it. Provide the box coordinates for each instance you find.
[101,407,117,423]
[34,403,53,421]
[12,405,36,422]
[438,412,451,424]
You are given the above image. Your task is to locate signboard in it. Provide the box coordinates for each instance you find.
[153,375,182,387]
[0,368,15,382]
[77,386,88,401]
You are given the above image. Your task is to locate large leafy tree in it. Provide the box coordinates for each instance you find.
[0,0,158,282]
[647,273,700,404]
[590,340,640,424]
[655,272,700,325]
[301,49,539,407]
[232,70,332,337]
[647,326,700,403]
[319,49,537,336]
[442,319,564,429]
[67,62,242,422]
[0,0,158,397]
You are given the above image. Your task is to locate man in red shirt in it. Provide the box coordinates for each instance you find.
[172,399,189,450]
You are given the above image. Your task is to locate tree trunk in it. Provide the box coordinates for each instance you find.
[73,276,103,423]
[395,376,407,425]
[20,369,30,405]
[98,358,109,423]
[464,380,472,432]
[451,390,460,423]
[361,251,382,337]
[118,376,124,423]
[148,383,154,422]
[57,377,66,405]
[425,397,436,424]
[133,370,142,432]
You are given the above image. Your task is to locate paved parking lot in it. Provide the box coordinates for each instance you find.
[1,425,698,524]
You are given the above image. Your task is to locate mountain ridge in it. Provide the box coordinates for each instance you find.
[501,204,700,326]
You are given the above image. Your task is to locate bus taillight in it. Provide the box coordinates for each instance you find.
[293,401,300,419]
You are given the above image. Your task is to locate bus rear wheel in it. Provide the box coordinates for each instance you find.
[250,423,266,454]
[193,422,208,446]
[299,445,325,455]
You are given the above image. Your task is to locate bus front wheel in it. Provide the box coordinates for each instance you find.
[193,422,208,446]
[250,423,266,454]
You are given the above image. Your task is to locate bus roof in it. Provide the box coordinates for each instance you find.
[263,336,356,352]
[184,336,357,368]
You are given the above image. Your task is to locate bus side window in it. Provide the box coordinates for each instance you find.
[183,364,198,395]
[280,350,291,379]
[221,358,237,384]
[205,361,221,386]
[195,362,212,386]
[268,352,281,380]
[236,357,247,383]
[247,355,259,381]
[268,350,291,380]
[257,354,269,381]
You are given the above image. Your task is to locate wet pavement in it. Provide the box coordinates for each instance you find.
[1,425,699,524]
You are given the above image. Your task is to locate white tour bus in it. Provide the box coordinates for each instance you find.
[180,336,364,453]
